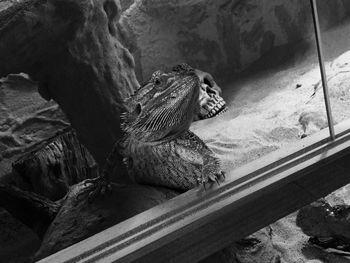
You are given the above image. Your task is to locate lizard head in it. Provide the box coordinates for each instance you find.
[122,63,200,142]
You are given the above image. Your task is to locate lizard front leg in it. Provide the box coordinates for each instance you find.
[82,173,112,202]
[81,145,120,202]
[201,154,225,189]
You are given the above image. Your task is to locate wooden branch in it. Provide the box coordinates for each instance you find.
[0,0,139,168]
[0,184,61,238]
[34,182,178,260]
[0,176,178,260]
[12,127,98,200]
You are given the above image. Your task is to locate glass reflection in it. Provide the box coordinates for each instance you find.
[312,0,350,134]
[0,0,342,261]
[191,0,327,173]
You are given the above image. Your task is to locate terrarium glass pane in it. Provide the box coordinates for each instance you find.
[190,1,327,173]
[0,0,342,262]
[314,0,350,133]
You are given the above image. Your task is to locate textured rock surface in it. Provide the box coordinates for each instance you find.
[120,0,350,83]
[0,0,139,168]
[0,4,71,262]
[202,227,281,263]
[12,128,98,200]
[0,74,69,180]
[120,0,134,11]
[0,2,180,262]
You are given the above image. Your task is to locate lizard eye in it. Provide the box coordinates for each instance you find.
[132,103,142,116]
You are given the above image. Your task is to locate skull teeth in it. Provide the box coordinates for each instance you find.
[203,100,227,119]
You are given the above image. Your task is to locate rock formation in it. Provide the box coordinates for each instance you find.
[12,128,98,200]
[0,0,139,169]
[0,0,155,260]
[120,0,350,83]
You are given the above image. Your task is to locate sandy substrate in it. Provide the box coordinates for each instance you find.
[191,21,350,263]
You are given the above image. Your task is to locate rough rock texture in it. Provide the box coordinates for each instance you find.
[0,2,187,262]
[12,128,98,200]
[0,0,139,168]
[120,0,134,11]
[298,111,328,138]
[0,122,178,262]
[297,199,350,240]
[120,0,350,83]
[202,227,281,263]
[0,1,145,261]
[0,74,69,180]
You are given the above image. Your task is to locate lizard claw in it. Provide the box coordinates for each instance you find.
[209,171,225,184]
[201,170,226,190]
[220,171,226,179]
[208,174,220,185]
[83,176,112,203]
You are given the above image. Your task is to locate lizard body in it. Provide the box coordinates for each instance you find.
[121,130,221,191]
[118,64,224,191]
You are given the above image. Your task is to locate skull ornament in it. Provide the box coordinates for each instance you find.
[194,69,227,120]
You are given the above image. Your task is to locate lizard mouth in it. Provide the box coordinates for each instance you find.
[199,94,227,119]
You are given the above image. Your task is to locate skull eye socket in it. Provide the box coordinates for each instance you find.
[202,77,221,96]
[151,70,164,86]
[203,77,211,86]
[151,70,163,86]
[203,77,214,90]
[153,76,161,86]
